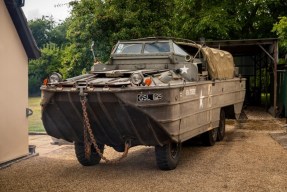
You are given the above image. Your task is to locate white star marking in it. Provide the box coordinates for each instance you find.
[180,65,189,74]
[199,90,204,109]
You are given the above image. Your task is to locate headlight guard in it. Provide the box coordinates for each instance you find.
[130,72,144,85]
[49,72,62,84]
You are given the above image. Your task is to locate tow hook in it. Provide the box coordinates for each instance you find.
[78,86,87,97]
[76,81,88,97]
[125,139,132,148]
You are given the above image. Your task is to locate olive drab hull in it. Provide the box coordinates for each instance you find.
[41,77,245,148]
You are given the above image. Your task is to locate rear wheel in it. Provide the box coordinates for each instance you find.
[155,142,181,170]
[201,128,218,146]
[217,109,226,141]
[74,142,104,166]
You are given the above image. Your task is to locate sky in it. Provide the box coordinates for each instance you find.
[22,0,72,22]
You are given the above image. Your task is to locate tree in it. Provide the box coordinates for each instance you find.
[172,0,287,40]
[172,0,239,40]
[273,16,287,55]
[50,18,71,47]
[28,16,55,48]
[29,16,70,48]
[28,17,69,95]
[28,44,63,95]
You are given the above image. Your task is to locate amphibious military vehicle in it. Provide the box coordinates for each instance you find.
[41,37,246,170]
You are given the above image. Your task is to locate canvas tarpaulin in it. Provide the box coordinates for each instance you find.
[201,47,235,79]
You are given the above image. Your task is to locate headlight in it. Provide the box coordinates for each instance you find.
[130,72,144,85]
[49,72,62,83]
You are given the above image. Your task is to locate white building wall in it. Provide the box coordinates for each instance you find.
[0,0,29,163]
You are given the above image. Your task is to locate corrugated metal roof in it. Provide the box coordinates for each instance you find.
[202,38,278,56]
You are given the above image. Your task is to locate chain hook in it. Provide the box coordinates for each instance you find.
[80,93,130,164]
[79,86,88,97]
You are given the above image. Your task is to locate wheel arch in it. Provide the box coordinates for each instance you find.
[222,105,235,119]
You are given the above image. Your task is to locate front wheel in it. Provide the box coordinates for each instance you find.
[155,142,181,170]
[74,142,104,166]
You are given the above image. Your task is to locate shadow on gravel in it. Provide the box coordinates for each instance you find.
[270,132,287,149]
[237,119,284,131]
[182,125,247,146]
[224,131,248,142]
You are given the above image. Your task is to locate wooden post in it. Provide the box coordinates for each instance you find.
[273,40,278,117]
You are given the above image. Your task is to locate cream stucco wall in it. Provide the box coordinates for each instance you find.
[0,0,29,163]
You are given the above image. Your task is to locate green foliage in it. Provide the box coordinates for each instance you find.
[28,16,55,48]
[50,19,71,47]
[273,16,287,54]
[28,16,70,48]
[60,43,94,78]
[172,0,287,40]
[233,0,286,39]
[28,44,63,95]
[172,0,239,40]
[60,0,101,77]
[28,17,69,95]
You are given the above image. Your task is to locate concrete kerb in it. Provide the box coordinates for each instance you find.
[0,151,39,170]
[29,132,47,135]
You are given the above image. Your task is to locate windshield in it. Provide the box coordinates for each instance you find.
[144,42,170,53]
[114,42,171,54]
[115,43,143,54]
[114,41,188,55]
[173,43,188,56]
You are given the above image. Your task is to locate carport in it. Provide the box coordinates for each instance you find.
[204,38,279,116]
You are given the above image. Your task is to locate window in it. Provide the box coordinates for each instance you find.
[144,42,170,53]
[173,43,188,56]
[115,43,142,54]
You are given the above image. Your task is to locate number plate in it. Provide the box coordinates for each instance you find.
[137,93,162,102]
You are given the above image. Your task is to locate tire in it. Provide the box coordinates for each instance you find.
[201,127,218,146]
[217,109,226,141]
[155,142,181,170]
[74,142,104,166]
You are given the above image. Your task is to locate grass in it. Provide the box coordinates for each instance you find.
[28,97,45,132]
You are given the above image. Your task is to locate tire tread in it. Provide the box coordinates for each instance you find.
[74,142,104,166]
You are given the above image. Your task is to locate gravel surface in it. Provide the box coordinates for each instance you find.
[244,107,274,120]
[1,123,287,192]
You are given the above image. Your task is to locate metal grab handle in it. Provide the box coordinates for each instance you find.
[26,108,33,117]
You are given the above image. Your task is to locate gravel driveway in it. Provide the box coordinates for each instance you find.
[1,121,287,192]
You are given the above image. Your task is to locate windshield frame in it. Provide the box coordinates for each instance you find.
[112,40,191,59]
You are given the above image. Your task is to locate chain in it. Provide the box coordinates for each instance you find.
[80,95,130,163]
[83,120,91,160]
